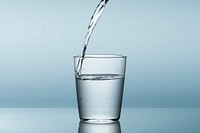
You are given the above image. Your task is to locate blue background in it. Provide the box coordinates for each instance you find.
[0,0,200,108]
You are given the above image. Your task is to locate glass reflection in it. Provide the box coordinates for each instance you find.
[78,121,121,133]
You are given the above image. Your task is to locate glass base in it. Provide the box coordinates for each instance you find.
[81,118,119,124]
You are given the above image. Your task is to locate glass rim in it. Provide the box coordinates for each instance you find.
[74,54,127,59]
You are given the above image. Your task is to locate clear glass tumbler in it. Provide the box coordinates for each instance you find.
[74,55,127,123]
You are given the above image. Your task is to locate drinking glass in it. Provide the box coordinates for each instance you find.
[74,54,127,123]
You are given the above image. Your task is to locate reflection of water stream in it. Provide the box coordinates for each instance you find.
[78,121,121,133]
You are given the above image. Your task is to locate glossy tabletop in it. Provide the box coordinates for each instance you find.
[0,108,200,133]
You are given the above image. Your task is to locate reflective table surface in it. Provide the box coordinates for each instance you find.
[0,108,200,133]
